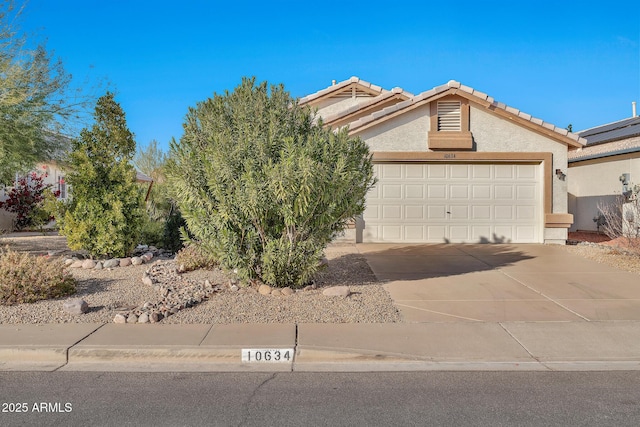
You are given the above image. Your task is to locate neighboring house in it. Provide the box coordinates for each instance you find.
[0,161,69,231]
[300,77,585,244]
[568,115,640,232]
[0,163,154,232]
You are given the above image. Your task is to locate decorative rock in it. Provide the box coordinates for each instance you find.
[141,252,153,262]
[322,286,351,297]
[131,256,144,266]
[82,259,96,269]
[70,260,84,269]
[142,275,154,286]
[64,258,75,267]
[230,285,239,292]
[126,314,138,324]
[258,284,273,295]
[103,259,120,268]
[63,298,89,314]
[114,314,127,324]
[94,261,103,270]
[271,289,282,296]
[281,287,294,296]
[119,258,132,267]
[319,256,329,268]
[150,312,162,323]
[137,312,149,323]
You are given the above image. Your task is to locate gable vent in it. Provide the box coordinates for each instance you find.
[437,101,462,131]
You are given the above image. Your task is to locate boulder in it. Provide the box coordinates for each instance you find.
[70,260,84,269]
[113,314,127,324]
[281,287,294,296]
[119,258,132,267]
[81,259,96,269]
[322,286,351,297]
[63,298,89,315]
[103,259,120,268]
[258,284,273,295]
[131,256,144,266]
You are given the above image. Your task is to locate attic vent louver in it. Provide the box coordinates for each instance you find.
[437,101,462,131]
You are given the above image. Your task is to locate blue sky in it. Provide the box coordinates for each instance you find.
[18,0,640,153]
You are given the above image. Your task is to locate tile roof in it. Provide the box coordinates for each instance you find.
[298,76,388,105]
[568,116,640,162]
[322,87,414,125]
[345,79,585,147]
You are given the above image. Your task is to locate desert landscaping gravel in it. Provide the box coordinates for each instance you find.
[1,233,638,325]
[0,235,401,324]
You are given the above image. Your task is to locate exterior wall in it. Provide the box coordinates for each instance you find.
[357,106,431,152]
[314,96,375,119]
[568,156,640,231]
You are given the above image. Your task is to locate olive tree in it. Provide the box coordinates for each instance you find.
[167,77,375,287]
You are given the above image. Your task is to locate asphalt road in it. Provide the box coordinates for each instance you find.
[1,371,639,426]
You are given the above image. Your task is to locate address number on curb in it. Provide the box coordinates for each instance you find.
[242,349,294,363]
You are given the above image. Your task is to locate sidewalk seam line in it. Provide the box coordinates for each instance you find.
[499,322,553,372]
[54,323,108,372]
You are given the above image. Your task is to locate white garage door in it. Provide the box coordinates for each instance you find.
[363,163,542,243]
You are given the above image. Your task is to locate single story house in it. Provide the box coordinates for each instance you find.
[300,77,585,244]
[568,114,640,232]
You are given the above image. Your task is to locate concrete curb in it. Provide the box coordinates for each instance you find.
[1,322,640,372]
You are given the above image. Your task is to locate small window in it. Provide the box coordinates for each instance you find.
[58,176,66,199]
[437,101,462,131]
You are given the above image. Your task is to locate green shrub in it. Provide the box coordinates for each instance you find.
[175,243,217,272]
[58,93,144,258]
[0,248,76,305]
[166,77,375,288]
[162,209,187,253]
[140,218,165,247]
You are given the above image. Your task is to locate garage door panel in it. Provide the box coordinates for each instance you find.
[450,185,469,199]
[405,205,424,220]
[494,185,514,199]
[427,205,447,219]
[404,225,425,240]
[450,164,470,179]
[427,225,447,240]
[364,163,541,243]
[428,184,447,199]
[449,205,469,220]
[382,184,402,199]
[405,184,424,198]
[382,205,402,219]
[405,164,425,179]
[472,205,491,219]
[472,185,491,199]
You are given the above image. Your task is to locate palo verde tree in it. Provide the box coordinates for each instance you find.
[166,77,375,287]
[0,1,99,183]
[58,92,143,258]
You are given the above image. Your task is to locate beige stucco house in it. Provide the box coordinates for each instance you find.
[568,115,640,232]
[301,77,585,244]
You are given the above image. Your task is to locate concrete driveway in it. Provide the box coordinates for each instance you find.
[358,244,640,322]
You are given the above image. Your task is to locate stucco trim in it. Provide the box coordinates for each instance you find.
[568,150,640,167]
[370,151,558,227]
[545,213,574,228]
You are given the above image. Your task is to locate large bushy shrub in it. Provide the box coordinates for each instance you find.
[166,77,375,287]
[58,93,144,258]
[0,247,76,305]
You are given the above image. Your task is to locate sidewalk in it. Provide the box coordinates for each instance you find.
[2,321,640,372]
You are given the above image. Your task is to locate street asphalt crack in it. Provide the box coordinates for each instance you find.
[236,372,278,427]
